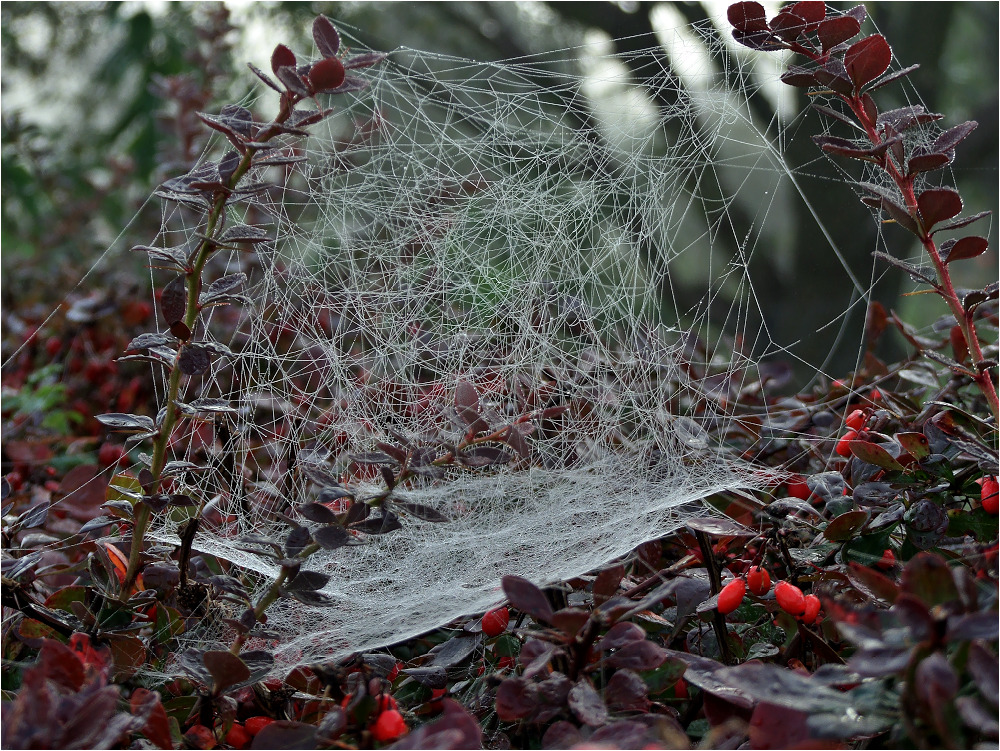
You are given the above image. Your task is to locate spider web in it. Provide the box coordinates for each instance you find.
[19,10,957,672]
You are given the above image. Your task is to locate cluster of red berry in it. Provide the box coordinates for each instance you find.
[717,566,821,624]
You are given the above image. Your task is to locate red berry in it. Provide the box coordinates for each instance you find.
[717,578,746,614]
[775,581,807,616]
[746,566,771,596]
[244,717,275,737]
[875,549,896,570]
[386,661,402,682]
[481,606,510,637]
[786,477,811,500]
[98,442,127,468]
[674,678,688,699]
[184,724,216,749]
[869,388,882,402]
[844,409,866,431]
[370,709,408,743]
[800,594,821,624]
[496,655,516,671]
[309,57,345,92]
[225,723,251,749]
[981,477,999,514]
[45,336,62,358]
[836,430,857,458]
[378,694,399,713]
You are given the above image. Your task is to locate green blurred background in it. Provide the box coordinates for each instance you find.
[2,1,996,379]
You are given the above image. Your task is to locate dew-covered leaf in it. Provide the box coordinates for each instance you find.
[568,680,608,727]
[845,34,891,89]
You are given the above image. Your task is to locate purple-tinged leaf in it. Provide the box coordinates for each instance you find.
[605,669,650,712]
[96,413,155,433]
[964,281,998,315]
[270,44,296,76]
[866,63,919,92]
[593,563,625,605]
[247,62,282,92]
[205,273,246,299]
[769,11,809,42]
[285,570,331,592]
[823,509,869,541]
[956,696,999,737]
[877,105,943,132]
[502,575,554,623]
[343,51,388,70]
[845,34,892,89]
[459,445,511,467]
[312,525,353,550]
[160,275,187,325]
[428,634,480,668]
[781,65,820,88]
[323,75,370,94]
[276,66,308,95]
[495,677,537,721]
[931,209,991,235]
[391,699,482,750]
[219,224,271,244]
[298,502,339,524]
[967,642,998,706]
[817,16,860,50]
[685,516,748,537]
[196,112,247,150]
[871,251,935,286]
[455,380,482,427]
[542,722,584,750]
[312,15,341,57]
[178,345,211,376]
[789,1,825,26]
[393,500,449,523]
[845,5,867,24]
[351,512,402,535]
[568,680,608,727]
[906,151,952,176]
[946,612,999,642]
[933,120,977,152]
[810,102,862,130]
[915,652,958,709]
[728,1,769,33]
[349,452,397,466]
[917,187,963,230]
[733,29,782,50]
[604,640,667,671]
[942,236,988,264]
[859,182,918,234]
[813,134,900,160]
[551,608,590,638]
[850,645,912,676]
[597,621,647,652]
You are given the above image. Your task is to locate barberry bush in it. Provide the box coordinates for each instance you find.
[2,4,996,749]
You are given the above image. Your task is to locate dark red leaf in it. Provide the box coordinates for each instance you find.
[878,105,943,132]
[495,677,537,721]
[312,16,341,57]
[728,2,769,33]
[847,440,907,471]
[551,608,590,638]
[130,687,172,749]
[568,680,608,727]
[824,509,870,541]
[593,564,625,605]
[343,51,389,70]
[812,59,854,95]
[817,16,860,50]
[917,187,963,230]
[394,500,449,522]
[749,702,813,750]
[866,62,919,91]
[847,561,899,604]
[932,210,991,235]
[845,35,892,89]
[178,345,211,376]
[390,700,482,750]
[907,152,952,175]
[945,612,1000,642]
[915,652,958,707]
[733,29,782,50]
[789,1,825,25]
[605,640,667,671]
[781,66,820,88]
[502,575,554,623]
[942,236,988,264]
[859,182,919,234]
[270,44,296,76]
[455,380,482,427]
[276,66,308,95]
[933,121,977,152]
[312,525,353,550]
[248,62,282,92]
[309,57,346,93]
[597,621,647,652]
[604,669,650,712]
[542,722,584,750]
[967,642,998,706]
[160,275,187,325]
[769,12,809,42]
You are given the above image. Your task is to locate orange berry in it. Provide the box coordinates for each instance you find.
[370,709,408,743]
[775,581,806,616]
[717,578,746,614]
[746,566,771,596]
[800,594,821,624]
[481,606,509,637]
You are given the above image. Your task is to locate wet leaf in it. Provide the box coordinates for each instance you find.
[817,15,860,49]
[429,634,480,668]
[824,510,869,541]
[298,502,339,524]
[178,345,211,376]
[160,275,187,325]
[568,680,608,727]
[685,517,749,537]
[203,650,250,694]
[900,552,957,607]
[393,500,449,522]
[502,575,554,623]
[604,669,650,712]
[847,561,899,603]
[495,677,537,722]
[597,621,647,652]
[285,570,330,592]
[917,187,963,230]
[847,440,906,471]
[845,34,891,89]
[312,15,341,57]
[605,640,667,671]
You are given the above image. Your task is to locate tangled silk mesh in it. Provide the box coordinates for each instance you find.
[147,20,805,669]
